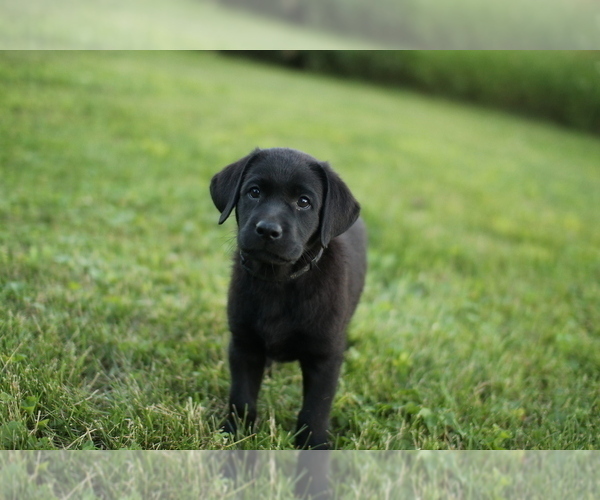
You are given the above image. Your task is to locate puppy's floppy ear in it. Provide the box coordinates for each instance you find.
[316,162,360,248]
[210,148,260,224]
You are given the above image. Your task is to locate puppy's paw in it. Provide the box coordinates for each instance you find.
[219,417,238,436]
[295,427,330,450]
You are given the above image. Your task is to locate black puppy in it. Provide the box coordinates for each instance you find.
[210,147,366,449]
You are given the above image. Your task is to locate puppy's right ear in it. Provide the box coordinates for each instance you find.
[210,148,260,224]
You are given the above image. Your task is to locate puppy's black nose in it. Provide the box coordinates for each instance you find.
[255,221,282,240]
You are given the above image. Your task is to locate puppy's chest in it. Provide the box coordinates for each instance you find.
[258,297,311,346]
[240,290,322,360]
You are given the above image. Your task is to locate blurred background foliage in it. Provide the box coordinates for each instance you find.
[226,51,600,135]
[216,0,599,49]
[3,0,598,50]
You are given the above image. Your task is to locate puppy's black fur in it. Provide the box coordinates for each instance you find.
[210,147,366,449]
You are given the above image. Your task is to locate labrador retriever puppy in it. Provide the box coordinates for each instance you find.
[210,147,366,449]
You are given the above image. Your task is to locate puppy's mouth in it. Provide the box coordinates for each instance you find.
[240,248,295,266]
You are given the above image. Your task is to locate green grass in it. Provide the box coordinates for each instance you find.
[1,451,599,499]
[0,51,599,451]
[249,51,600,134]
[0,0,376,49]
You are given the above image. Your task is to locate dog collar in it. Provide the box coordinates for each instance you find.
[240,247,324,282]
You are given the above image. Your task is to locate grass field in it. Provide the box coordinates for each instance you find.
[2,450,599,498]
[1,51,599,451]
[0,0,374,49]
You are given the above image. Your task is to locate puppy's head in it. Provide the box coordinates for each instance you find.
[210,147,360,265]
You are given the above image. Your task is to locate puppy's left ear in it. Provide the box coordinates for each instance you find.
[210,148,260,224]
[316,162,360,248]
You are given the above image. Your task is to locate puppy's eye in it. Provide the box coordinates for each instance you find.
[297,196,311,209]
[248,187,260,199]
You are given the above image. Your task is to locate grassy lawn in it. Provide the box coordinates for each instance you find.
[0,51,599,451]
[0,0,375,49]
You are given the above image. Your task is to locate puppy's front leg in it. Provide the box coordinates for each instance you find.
[222,338,266,435]
[296,355,343,449]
